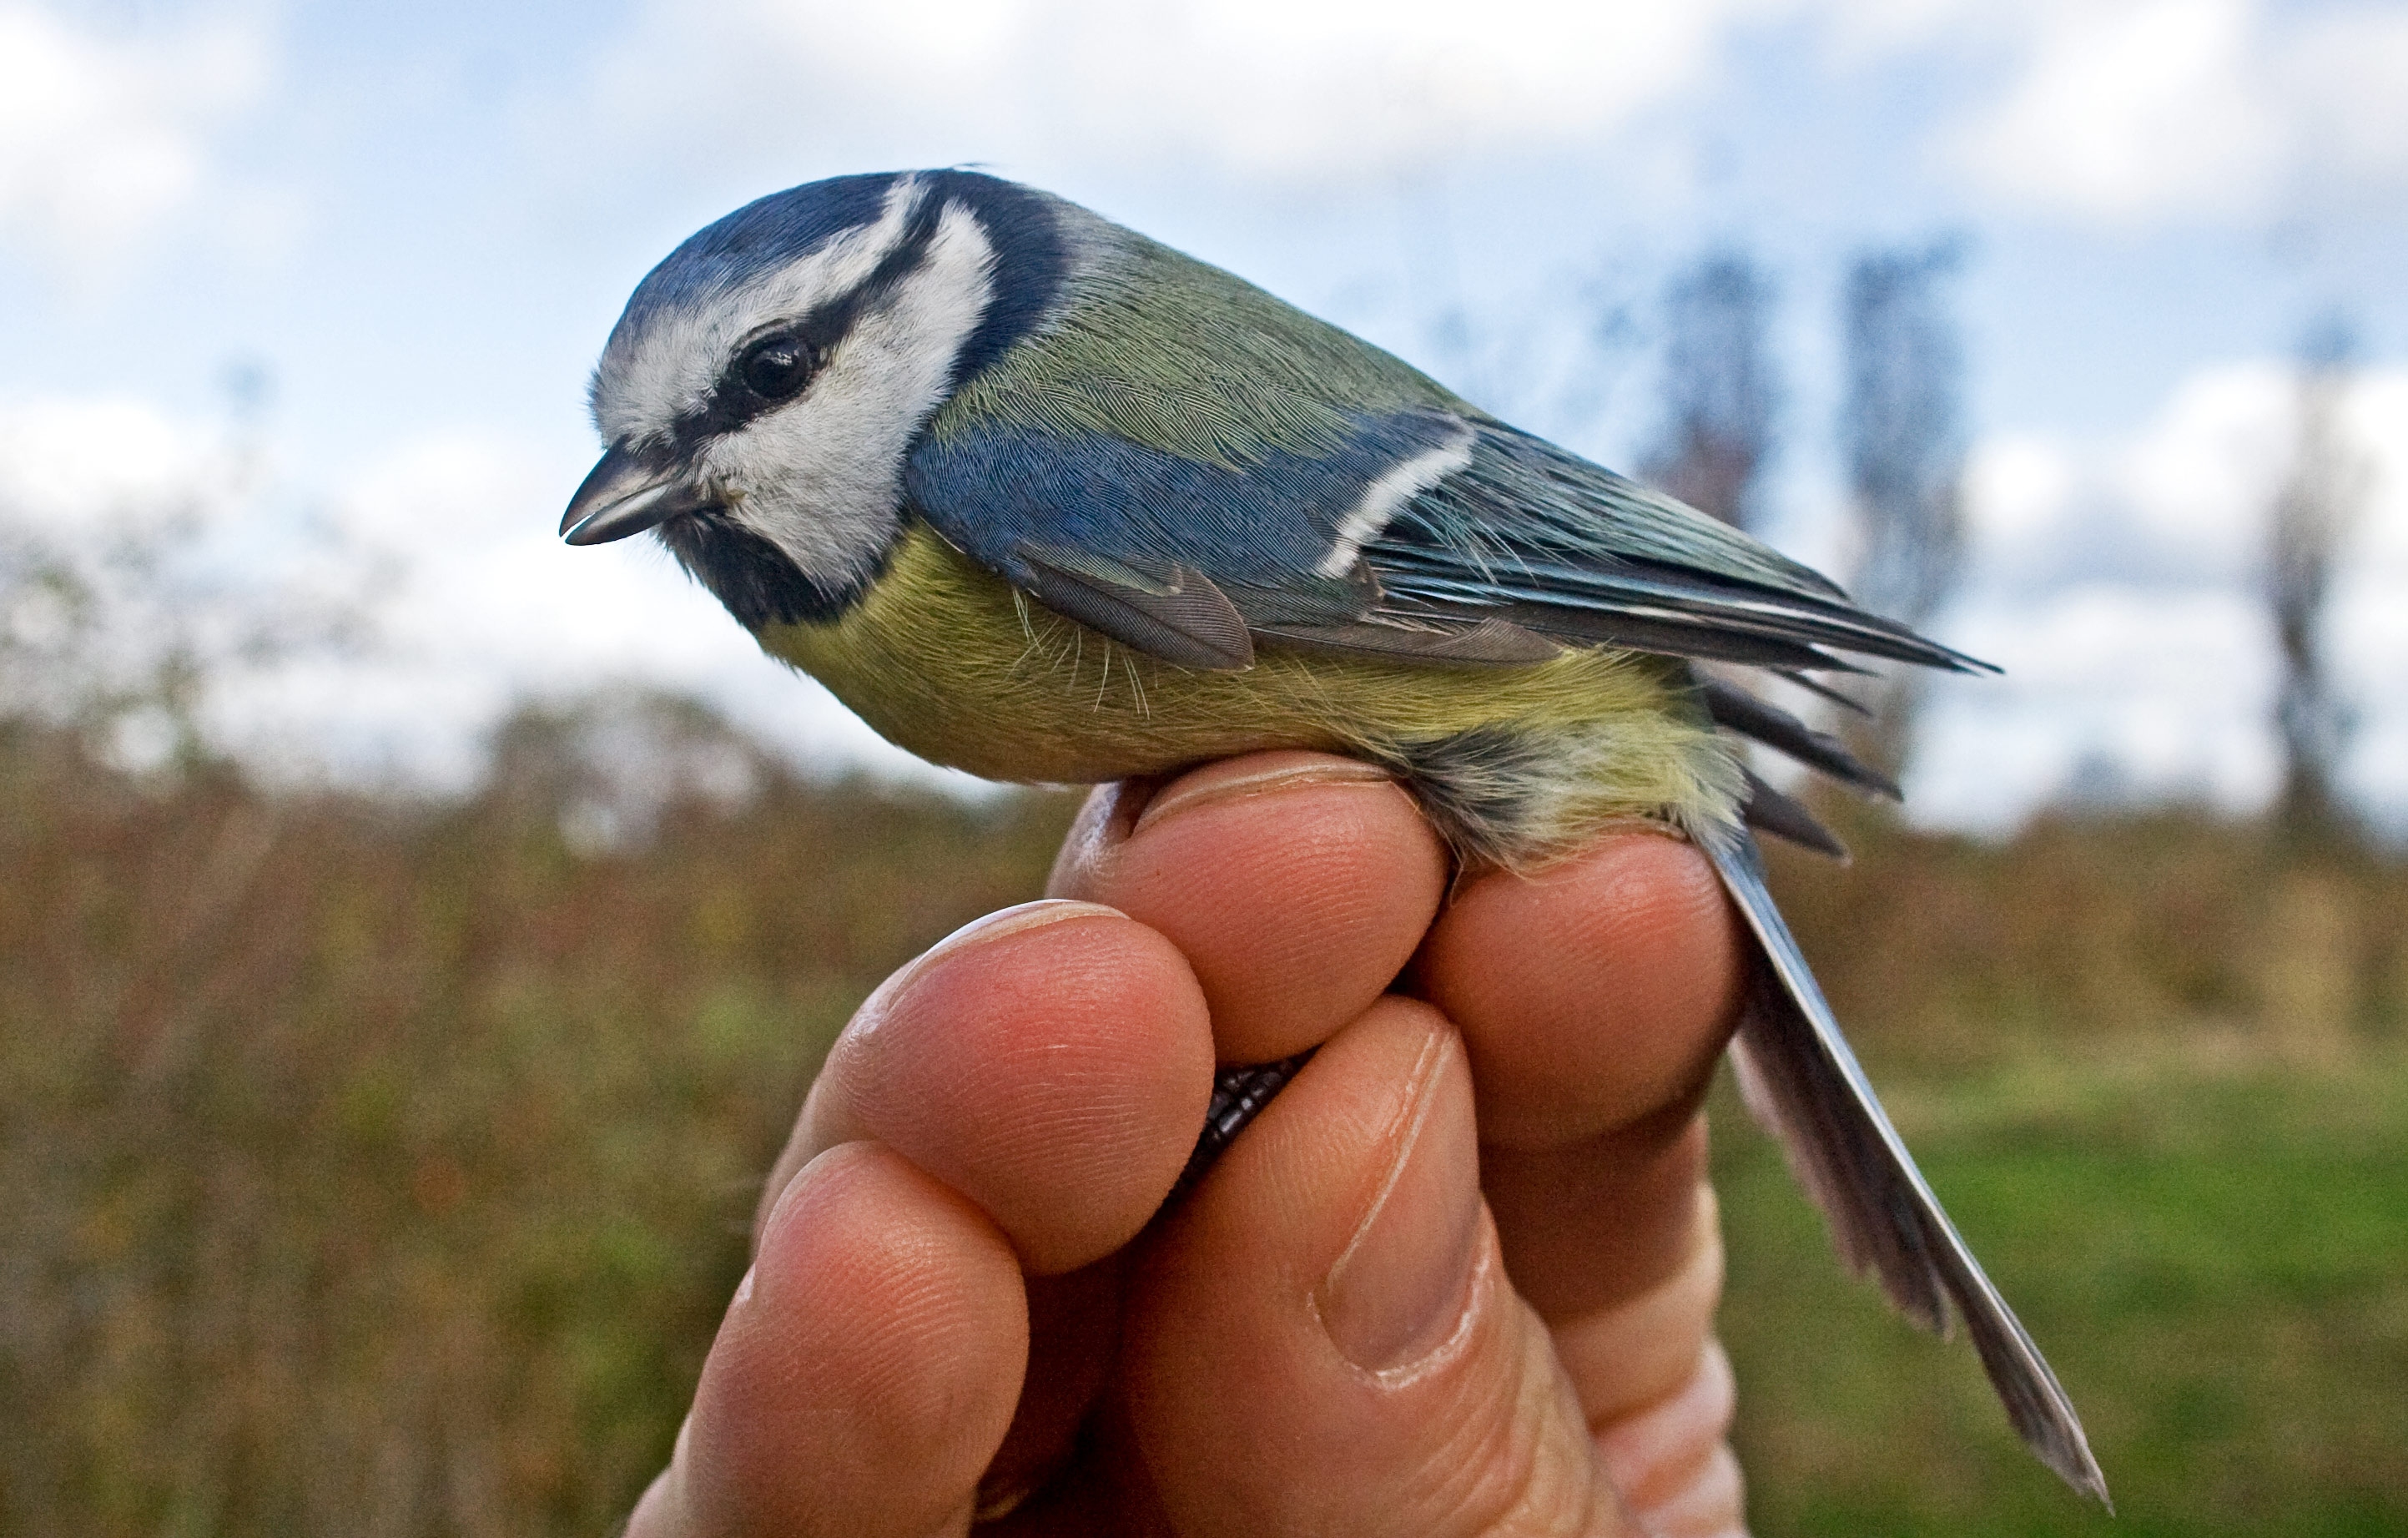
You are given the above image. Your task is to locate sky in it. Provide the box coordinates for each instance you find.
[3,0,2405,832]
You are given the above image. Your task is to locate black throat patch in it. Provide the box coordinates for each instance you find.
[654,511,885,630]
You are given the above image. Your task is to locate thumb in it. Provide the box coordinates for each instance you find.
[1117,999,1635,1537]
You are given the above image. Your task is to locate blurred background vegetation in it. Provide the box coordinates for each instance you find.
[4,216,2401,1538]
[0,678,1078,1535]
[3,670,2403,1535]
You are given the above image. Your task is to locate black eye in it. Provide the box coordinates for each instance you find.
[738,335,819,401]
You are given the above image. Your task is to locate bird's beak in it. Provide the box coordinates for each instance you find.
[560,441,715,546]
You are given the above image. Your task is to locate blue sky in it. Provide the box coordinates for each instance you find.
[4,0,2405,830]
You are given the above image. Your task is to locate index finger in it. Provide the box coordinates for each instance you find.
[1048,751,1449,1064]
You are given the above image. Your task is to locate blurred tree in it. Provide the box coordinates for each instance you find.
[2265,315,2369,845]
[1643,250,1777,532]
[1839,240,1969,782]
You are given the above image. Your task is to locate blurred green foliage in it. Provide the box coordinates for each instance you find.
[0,697,1077,1535]
[1718,1047,2408,1535]
[2,693,2402,1535]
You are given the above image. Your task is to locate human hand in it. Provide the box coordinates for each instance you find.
[625,750,1749,1536]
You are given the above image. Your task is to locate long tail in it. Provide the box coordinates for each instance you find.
[1704,831,2111,1505]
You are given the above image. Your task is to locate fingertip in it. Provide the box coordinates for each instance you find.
[813,904,1216,1274]
[682,1143,1027,1538]
[1423,830,1742,1149]
[1055,753,1448,1062]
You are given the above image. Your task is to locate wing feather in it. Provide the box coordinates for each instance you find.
[1017,545,1255,671]
[1360,426,1991,675]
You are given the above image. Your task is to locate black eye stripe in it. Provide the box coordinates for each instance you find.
[673,195,952,447]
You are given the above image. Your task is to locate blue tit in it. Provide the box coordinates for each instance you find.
[561,169,2104,1501]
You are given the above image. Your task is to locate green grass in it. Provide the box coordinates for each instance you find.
[1716,1041,2408,1535]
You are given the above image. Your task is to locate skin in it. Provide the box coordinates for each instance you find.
[625,750,1751,1537]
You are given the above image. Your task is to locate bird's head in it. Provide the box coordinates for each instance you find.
[561,169,1070,628]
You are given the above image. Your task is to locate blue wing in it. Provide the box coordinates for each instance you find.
[904,406,1468,634]
[907,410,1983,679]
[1360,425,1985,673]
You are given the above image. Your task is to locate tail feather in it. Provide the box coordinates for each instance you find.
[1705,831,2111,1506]
[1739,768,1851,861]
[1700,678,1901,800]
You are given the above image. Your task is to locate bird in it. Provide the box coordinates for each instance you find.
[559,168,2106,1503]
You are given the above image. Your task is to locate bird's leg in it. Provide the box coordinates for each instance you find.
[1170,1051,1317,1200]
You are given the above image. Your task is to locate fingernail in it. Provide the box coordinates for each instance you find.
[1315,1025,1484,1374]
[1132,756,1394,837]
[876,899,1124,1001]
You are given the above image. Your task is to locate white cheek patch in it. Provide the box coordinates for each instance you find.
[1317,421,1477,578]
[707,201,998,588]
[594,174,929,446]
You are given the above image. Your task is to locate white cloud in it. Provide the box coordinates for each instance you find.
[1951,0,2408,224]
[255,430,948,791]
[561,0,1796,184]
[0,392,277,730]
[2341,370,2408,568]
[1956,360,2402,592]
[2113,356,2408,602]
[2110,361,2293,576]
[547,0,2408,233]
[1957,0,2277,223]
[1915,582,2280,828]
[1924,355,2408,825]
[1962,431,2080,552]
[0,4,272,269]
[0,393,244,526]
[2282,6,2408,184]
[0,400,941,793]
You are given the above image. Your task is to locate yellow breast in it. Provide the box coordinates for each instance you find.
[756,525,1734,845]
